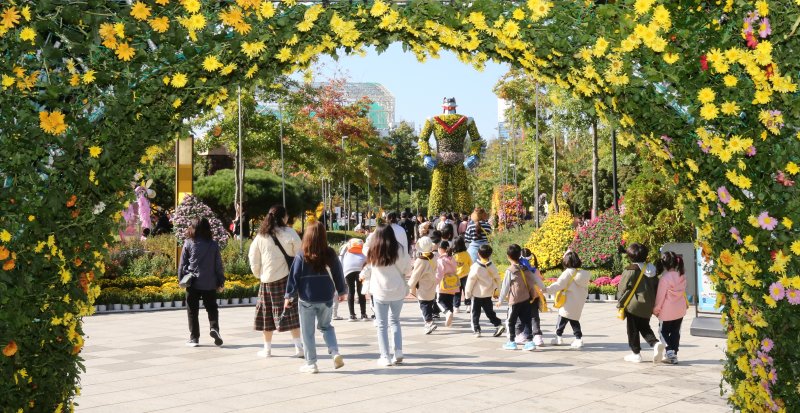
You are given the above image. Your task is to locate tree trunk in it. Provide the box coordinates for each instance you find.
[552,133,559,213]
[534,129,539,228]
[592,120,599,219]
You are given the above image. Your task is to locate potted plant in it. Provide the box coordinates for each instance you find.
[587,284,600,301]
[601,285,617,301]
[171,288,184,308]
[120,291,133,311]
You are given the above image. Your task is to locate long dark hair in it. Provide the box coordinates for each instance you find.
[661,251,685,276]
[471,208,486,235]
[259,205,287,236]
[366,225,399,267]
[522,248,539,269]
[302,222,331,272]
[453,236,467,254]
[187,218,212,241]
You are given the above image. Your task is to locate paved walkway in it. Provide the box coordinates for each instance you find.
[76,302,729,412]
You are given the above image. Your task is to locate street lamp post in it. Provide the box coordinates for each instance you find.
[366,155,371,227]
[279,100,286,208]
[342,135,348,231]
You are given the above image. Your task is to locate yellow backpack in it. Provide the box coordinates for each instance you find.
[440,273,460,291]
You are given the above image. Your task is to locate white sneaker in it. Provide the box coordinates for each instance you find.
[653,342,665,364]
[293,348,305,358]
[333,354,344,369]
[256,349,271,358]
[624,353,642,363]
[533,335,544,346]
[425,323,438,335]
[299,363,318,374]
[550,336,564,346]
[392,350,404,364]
[377,357,394,367]
[474,331,482,338]
[454,307,460,314]
[570,339,583,349]
[445,311,454,327]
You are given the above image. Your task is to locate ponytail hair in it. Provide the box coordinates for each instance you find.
[660,251,686,276]
[258,204,288,236]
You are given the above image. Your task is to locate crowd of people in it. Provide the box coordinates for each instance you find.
[176,205,689,373]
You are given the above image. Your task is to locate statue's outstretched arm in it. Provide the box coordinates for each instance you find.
[464,118,483,170]
[419,118,437,170]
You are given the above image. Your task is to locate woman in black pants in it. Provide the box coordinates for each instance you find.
[178,218,226,347]
[339,239,368,321]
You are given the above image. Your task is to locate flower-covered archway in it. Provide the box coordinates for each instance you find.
[1,0,798,411]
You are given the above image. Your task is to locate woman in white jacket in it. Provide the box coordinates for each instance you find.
[360,225,411,367]
[545,251,591,349]
[248,205,303,358]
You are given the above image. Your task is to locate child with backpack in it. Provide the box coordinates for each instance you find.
[616,243,664,363]
[545,251,591,349]
[436,240,460,327]
[497,244,544,351]
[516,248,546,346]
[464,245,505,338]
[339,238,368,322]
[452,236,473,313]
[408,237,439,334]
[653,251,688,364]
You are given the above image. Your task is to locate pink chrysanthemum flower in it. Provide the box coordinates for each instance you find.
[729,227,743,244]
[717,186,731,204]
[758,211,778,230]
[746,146,757,157]
[759,18,771,38]
[761,337,774,353]
[787,289,800,305]
[768,282,785,300]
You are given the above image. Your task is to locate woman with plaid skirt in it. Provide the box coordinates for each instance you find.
[248,205,304,358]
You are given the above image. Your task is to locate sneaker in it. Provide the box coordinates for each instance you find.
[332,315,344,321]
[299,363,318,374]
[670,355,679,365]
[653,342,665,364]
[333,354,345,369]
[523,342,536,351]
[425,323,438,335]
[503,341,518,351]
[209,329,223,346]
[493,325,506,337]
[624,353,642,363]
[293,348,305,358]
[551,336,564,346]
[348,315,358,322]
[256,349,271,358]
[361,314,370,322]
[185,338,199,347]
[515,334,527,345]
[474,331,482,338]
[465,305,471,312]
[432,313,441,319]
[454,307,460,314]
[445,311,454,327]
[570,339,583,349]
[377,357,394,367]
[533,335,544,346]
[392,350,404,364]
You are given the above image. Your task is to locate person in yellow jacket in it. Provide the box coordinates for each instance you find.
[452,236,472,313]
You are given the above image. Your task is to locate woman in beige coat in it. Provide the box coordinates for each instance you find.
[545,251,591,348]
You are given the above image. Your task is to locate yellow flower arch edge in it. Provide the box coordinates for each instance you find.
[1,0,798,411]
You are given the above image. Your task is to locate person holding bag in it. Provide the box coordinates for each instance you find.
[284,222,348,373]
[360,225,411,367]
[248,205,304,358]
[497,244,544,351]
[616,243,665,363]
[178,218,226,347]
[545,251,590,349]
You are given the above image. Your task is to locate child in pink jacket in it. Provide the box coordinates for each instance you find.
[653,252,688,365]
[436,241,460,327]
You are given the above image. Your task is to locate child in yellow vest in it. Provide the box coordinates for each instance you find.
[452,236,473,313]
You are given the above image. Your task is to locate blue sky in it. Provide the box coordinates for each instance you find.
[315,44,509,140]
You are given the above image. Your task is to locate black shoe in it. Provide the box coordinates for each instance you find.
[432,314,441,319]
[348,315,358,322]
[210,329,223,346]
[186,338,199,347]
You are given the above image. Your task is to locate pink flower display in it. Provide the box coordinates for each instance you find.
[758,211,778,230]
[787,289,800,305]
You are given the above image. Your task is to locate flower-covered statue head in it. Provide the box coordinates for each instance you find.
[442,97,457,114]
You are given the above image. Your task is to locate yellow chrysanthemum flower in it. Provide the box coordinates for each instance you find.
[115,42,135,61]
[130,2,151,21]
[88,146,102,158]
[593,37,609,57]
[720,101,740,116]
[220,63,237,76]
[82,70,96,84]
[149,16,169,33]
[39,110,68,135]
[784,217,793,230]
[700,103,718,120]
[203,56,223,72]
[512,8,525,20]
[182,0,201,13]
[728,198,743,212]
[370,0,388,17]
[791,240,800,256]
[275,47,292,62]
[633,0,655,16]
[723,75,738,87]
[19,27,35,43]
[786,162,799,175]
[698,87,715,104]
[170,73,188,88]
[172,98,182,108]
[1,6,21,29]
[663,53,679,64]
[242,41,266,58]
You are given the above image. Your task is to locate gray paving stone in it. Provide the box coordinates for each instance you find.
[76,302,728,412]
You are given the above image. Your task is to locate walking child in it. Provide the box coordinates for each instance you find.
[653,252,688,364]
[408,237,439,334]
[464,244,505,338]
[617,243,665,363]
[497,244,543,351]
[339,239,369,322]
[452,236,473,313]
[517,248,546,346]
[436,241,460,327]
[545,251,591,349]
